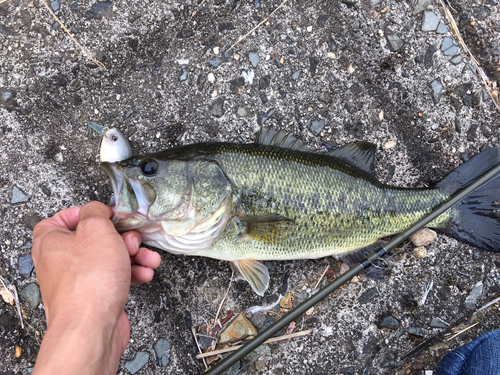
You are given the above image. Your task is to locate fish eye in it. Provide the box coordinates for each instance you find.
[140,160,158,177]
[111,134,118,141]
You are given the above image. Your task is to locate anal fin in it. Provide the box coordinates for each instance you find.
[231,259,270,296]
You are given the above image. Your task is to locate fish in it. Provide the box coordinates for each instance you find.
[100,127,500,295]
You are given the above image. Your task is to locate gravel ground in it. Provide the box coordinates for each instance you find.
[1,0,500,374]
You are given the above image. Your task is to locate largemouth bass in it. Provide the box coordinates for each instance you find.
[100,127,500,295]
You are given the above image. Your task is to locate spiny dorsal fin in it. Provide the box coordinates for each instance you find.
[256,127,309,151]
[328,141,377,173]
[231,259,270,296]
[240,215,296,243]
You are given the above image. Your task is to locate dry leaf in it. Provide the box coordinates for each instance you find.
[1,287,14,305]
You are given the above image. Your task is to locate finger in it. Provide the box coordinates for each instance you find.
[132,248,161,269]
[121,231,142,257]
[131,265,155,285]
[79,201,114,222]
[33,206,82,238]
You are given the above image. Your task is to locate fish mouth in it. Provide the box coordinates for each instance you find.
[101,162,155,226]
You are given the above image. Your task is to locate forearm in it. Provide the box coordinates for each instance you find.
[33,318,121,375]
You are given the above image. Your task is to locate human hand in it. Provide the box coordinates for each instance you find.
[31,201,161,375]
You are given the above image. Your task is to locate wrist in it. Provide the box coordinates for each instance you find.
[33,313,122,375]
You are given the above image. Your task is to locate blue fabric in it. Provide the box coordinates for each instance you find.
[438,330,500,375]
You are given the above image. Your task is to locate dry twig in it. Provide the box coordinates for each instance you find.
[196,329,311,358]
[226,0,291,53]
[446,322,479,342]
[192,326,208,370]
[212,270,234,330]
[40,0,106,70]
[313,265,330,290]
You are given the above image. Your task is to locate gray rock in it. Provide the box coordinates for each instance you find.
[358,287,378,304]
[430,317,449,328]
[124,351,149,374]
[198,335,214,350]
[250,311,267,329]
[450,55,462,65]
[19,254,34,278]
[11,186,31,204]
[412,0,433,15]
[386,34,404,52]
[258,316,274,333]
[465,281,483,309]
[249,52,259,68]
[1,88,15,102]
[209,57,221,68]
[408,327,424,337]
[441,37,460,56]
[291,70,301,80]
[296,291,309,301]
[257,108,275,125]
[244,343,271,362]
[379,316,400,330]
[443,45,460,56]
[422,11,440,32]
[436,20,448,34]
[21,283,41,309]
[441,36,454,51]
[430,79,443,104]
[179,70,188,82]
[50,0,61,11]
[208,99,225,118]
[124,110,134,119]
[154,338,171,367]
[310,120,325,136]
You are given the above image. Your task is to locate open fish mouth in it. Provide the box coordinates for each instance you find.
[101,162,154,225]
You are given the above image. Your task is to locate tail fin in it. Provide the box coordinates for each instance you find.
[437,147,500,252]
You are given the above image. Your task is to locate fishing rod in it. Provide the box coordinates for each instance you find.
[205,162,500,375]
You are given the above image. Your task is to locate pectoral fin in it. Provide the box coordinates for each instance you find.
[240,215,295,243]
[231,259,270,296]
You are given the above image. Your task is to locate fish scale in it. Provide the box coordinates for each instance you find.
[101,127,500,295]
[199,143,450,261]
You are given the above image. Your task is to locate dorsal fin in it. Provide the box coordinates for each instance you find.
[256,127,309,151]
[328,141,377,173]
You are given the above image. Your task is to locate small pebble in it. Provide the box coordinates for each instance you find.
[154,339,171,367]
[125,352,149,374]
[11,186,31,204]
[327,52,336,59]
[211,90,218,98]
[413,246,427,259]
[305,307,314,316]
[21,283,41,309]
[291,70,301,80]
[381,6,388,13]
[307,26,313,32]
[430,317,449,328]
[422,11,440,32]
[465,281,483,309]
[213,46,220,55]
[436,20,448,34]
[386,33,404,52]
[384,141,396,150]
[207,73,215,82]
[15,346,22,358]
[310,120,325,136]
[429,79,443,104]
[347,65,355,74]
[249,52,259,68]
[410,228,437,246]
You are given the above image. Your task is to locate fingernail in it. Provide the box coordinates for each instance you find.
[132,236,141,249]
